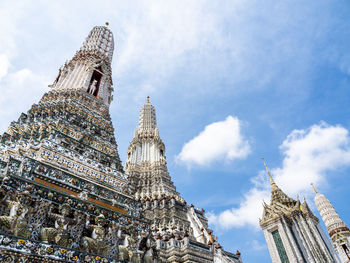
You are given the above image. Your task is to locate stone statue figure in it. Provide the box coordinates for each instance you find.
[0,190,33,238]
[118,224,136,261]
[40,202,73,247]
[139,232,158,263]
[88,79,98,95]
[82,214,108,256]
[118,223,147,262]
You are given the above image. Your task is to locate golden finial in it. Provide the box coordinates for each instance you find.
[147,96,150,104]
[311,183,318,194]
[261,157,276,190]
[105,22,109,27]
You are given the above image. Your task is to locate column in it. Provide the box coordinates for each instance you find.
[292,217,316,263]
[264,228,282,263]
[281,217,304,262]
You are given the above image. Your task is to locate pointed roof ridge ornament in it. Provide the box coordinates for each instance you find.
[311,183,318,194]
[261,157,276,190]
[147,96,150,104]
[261,157,296,206]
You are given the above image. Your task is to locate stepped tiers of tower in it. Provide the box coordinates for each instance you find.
[0,25,242,262]
[260,161,340,263]
[313,187,350,263]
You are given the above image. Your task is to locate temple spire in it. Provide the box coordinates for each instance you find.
[126,100,182,202]
[138,98,157,131]
[262,157,276,190]
[314,189,350,262]
[261,157,296,206]
[78,24,114,62]
[49,24,114,106]
[311,183,318,194]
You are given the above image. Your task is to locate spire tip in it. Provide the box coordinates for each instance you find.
[147,96,150,104]
[261,157,275,190]
[311,183,318,194]
[105,22,109,27]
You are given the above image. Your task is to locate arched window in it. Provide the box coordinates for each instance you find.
[87,66,103,96]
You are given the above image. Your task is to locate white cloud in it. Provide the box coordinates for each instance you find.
[208,187,269,229]
[0,67,48,133]
[115,1,219,76]
[273,123,350,194]
[109,0,230,105]
[176,116,251,166]
[0,54,10,81]
[209,122,350,229]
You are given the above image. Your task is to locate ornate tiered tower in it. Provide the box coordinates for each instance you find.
[260,160,339,263]
[125,97,180,201]
[125,99,242,263]
[0,24,150,262]
[313,185,350,262]
[125,97,182,202]
[0,24,243,263]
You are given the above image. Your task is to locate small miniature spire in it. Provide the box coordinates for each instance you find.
[138,96,157,131]
[311,183,318,194]
[261,157,276,190]
[105,22,109,27]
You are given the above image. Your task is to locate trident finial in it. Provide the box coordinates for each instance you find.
[105,22,109,27]
[261,157,275,190]
[311,183,318,194]
[147,96,150,104]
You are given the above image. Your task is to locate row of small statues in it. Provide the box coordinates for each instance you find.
[0,184,158,262]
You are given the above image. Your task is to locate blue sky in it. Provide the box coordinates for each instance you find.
[1,1,350,262]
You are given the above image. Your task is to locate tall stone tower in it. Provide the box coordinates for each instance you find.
[50,23,116,107]
[0,24,148,262]
[125,96,182,202]
[260,160,339,263]
[0,24,243,263]
[313,185,350,263]
[126,99,242,263]
[48,23,123,172]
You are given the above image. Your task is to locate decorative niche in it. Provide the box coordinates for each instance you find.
[87,66,103,97]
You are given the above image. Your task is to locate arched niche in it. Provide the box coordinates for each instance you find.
[87,66,103,97]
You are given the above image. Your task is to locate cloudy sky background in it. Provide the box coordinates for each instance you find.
[1,0,350,262]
